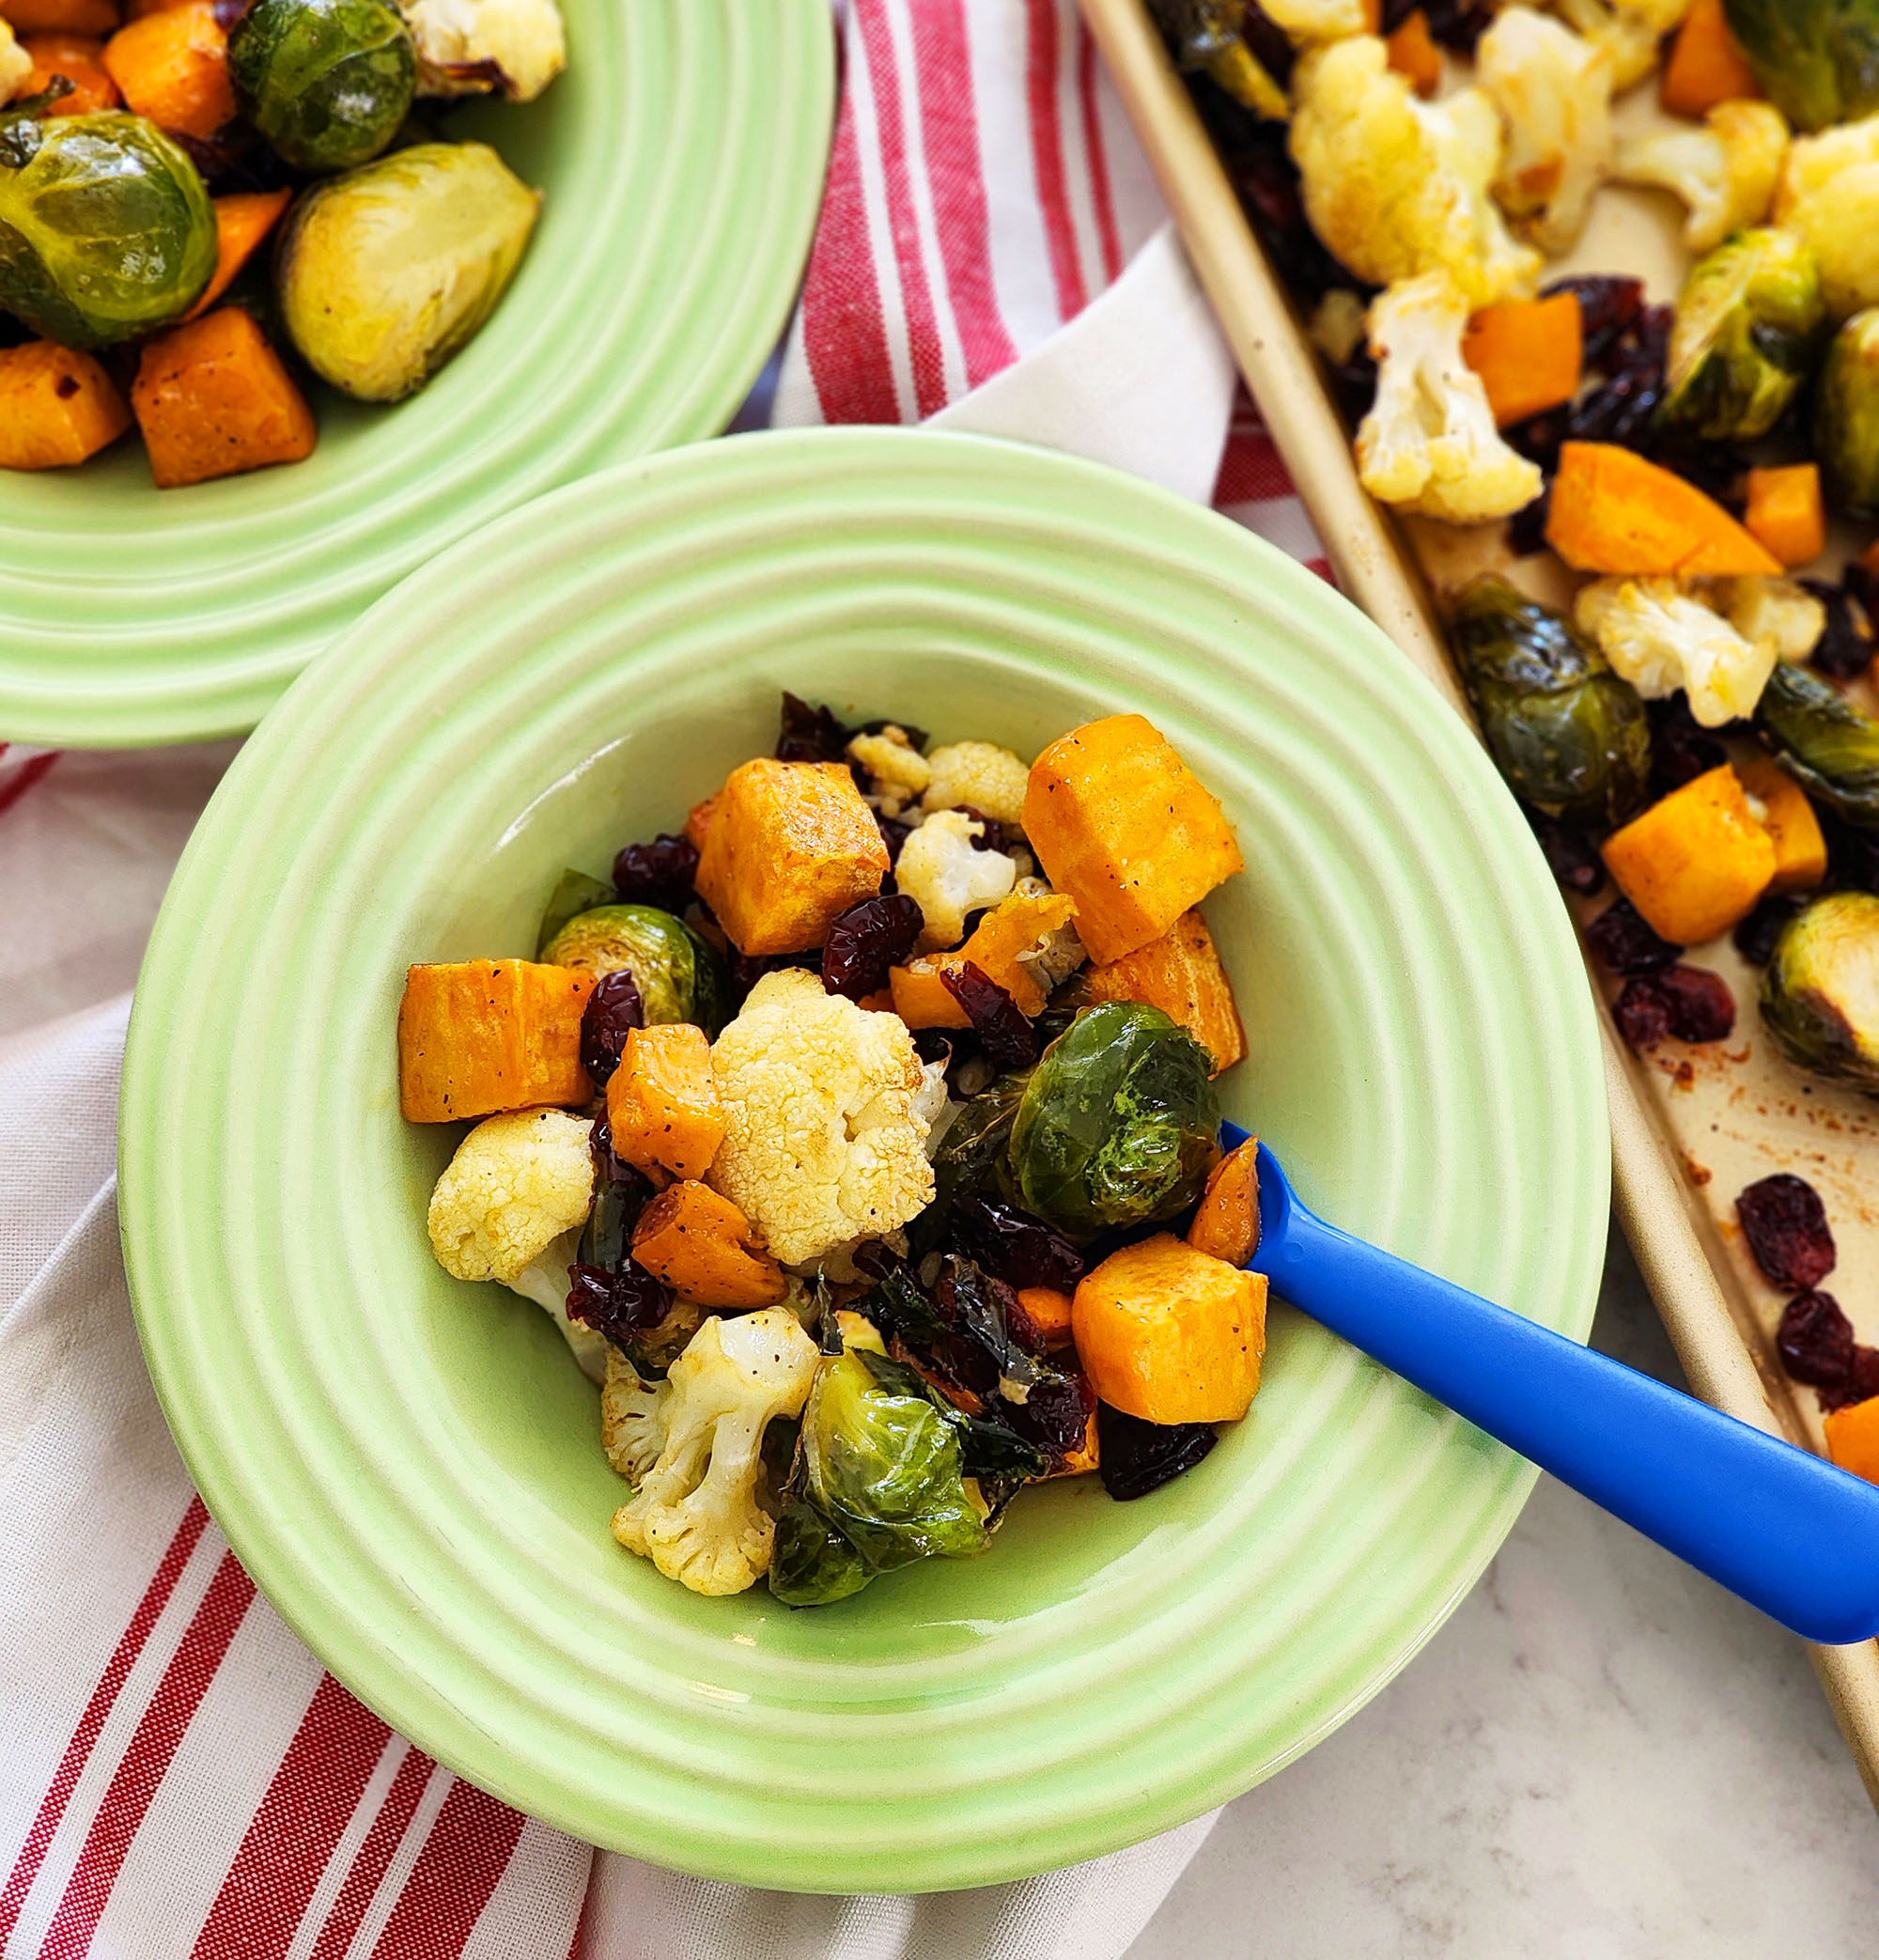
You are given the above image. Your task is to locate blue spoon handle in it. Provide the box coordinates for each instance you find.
[1247,1145,1879,1646]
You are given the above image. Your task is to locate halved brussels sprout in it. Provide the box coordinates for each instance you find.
[0,112,215,348]
[228,0,415,174]
[1450,575,1653,828]
[1816,310,1879,518]
[1147,0,1288,119]
[1755,659,1879,831]
[1760,891,1879,1092]
[1658,229,1825,443]
[275,142,539,401]
[1722,0,1879,132]
[538,903,727,1033]
[1006,1003,1219,1240]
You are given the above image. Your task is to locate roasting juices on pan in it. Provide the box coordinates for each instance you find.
[396,696,1272,1602]
[1150,0,1879,1466]
[0,0,562,487]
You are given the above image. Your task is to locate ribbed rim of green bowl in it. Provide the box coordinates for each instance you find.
[0,0,831,749]
[120,428,1607,1891]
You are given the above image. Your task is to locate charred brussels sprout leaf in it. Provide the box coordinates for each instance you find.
[539,902,727,1033]
[1147,0,1290,119]
[1722,0,1879,131]
[769,1497,872,1607]
[1007,1003,1219,1239]
[0,113,215,348]
[1450,575,1652,827]
[928,1069,1030,1218]
[536,868,613,955]
[1659,229,1825,444]
[276,142,539,401]
[1755,660,1879,832]
[1816,310,1879,519]
[229,0,415,173]
[1760,891,1879,1092]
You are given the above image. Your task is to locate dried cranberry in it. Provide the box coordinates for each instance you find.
[1565,305,1669,453]
[775,691,851,764]
[1096,1403,1217,1501]
[950,1196,1086,1291]
[877,813,913,865]
[1614,977,1673,1050]
[1214,115,1354,303]
[579,969,644,1085]
[725,948,819,1012]
[822,894,924,1002]
[909,1027,955,1066]
[940,962,1039,1072]
[1657,965,1735,1043]
[1732,894,1806,968]
[1848,1347,1879,1407]
[613,832,699,912]
[566,1259,671,1345]
[1323,348,1377,423]
[1543,274,1642,372]
[1587,898,1682,975]
[1527,810,1606,897]
[589,1117,630,1185]
[1822,807,1879,894]
[1648,695,1729,798]
[1002,1368,1096,1465]
[953,806,1011,854]
[1801,575,1875,681]
[1776,1289,1854,1389]
[1506,488,1553,557]
[1419,0,1495,52]
[1737,1174,1837,1291]
[1505,410,1567,473]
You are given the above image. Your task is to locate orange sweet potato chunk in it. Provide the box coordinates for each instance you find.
[0,340,130,469]
[1188,1138,1260,1268]
[1736,755,1827,894]
[1742,464,1825,571]
[398,958,596,1123]
[0,0,119,33]
[693,757,890,957]
[184,189,292,319]
[1072,1234,1266,1424]
[1384,8,1441,94]
[20,30,120,109]
[132,307,317,490]
[1826,1395,1879,1486]
[1600,765,1777,944]
[1015,1284,1076,1349]
[1462,293,1582,428]
[1085,908,1245,1074]
[1024,715,1244,965]
[684,791,722,853]
[630,1180,787,1309]
[1659,0,1759,118]
[101,0,232,136]
[605,1023,724,1180]
[890,887,1079,1029]
[1546,442,1781,578]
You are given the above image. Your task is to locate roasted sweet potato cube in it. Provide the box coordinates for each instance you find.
[1085,909,1245,1074]
[693,757,890,956]
[1013,1284,1076,1349]
[630,1180,787,1309]
[1187,1138,1259,1267]
[1024,715,1244,964]
[1072,1234,1266,1424]
[1736,755,1827,894]
[0,340,130,469]
[605,1023,725,1180]
[684,791,722,853]
[184,188,292,319]
[101,0,231,135]
[132,307,317,490]
[397,958,595,1123]
[889,887,1079,1029]
[20,30,121,110]
[1601,765,1776,944]
[1826,1395,1879,1486]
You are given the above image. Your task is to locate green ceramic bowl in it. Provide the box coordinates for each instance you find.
[120,428,1607,1891]
[0,0,831,750]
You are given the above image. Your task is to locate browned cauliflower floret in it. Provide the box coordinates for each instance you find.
[920,739,1031,827]
[1476,7,1615,255]
[1617,101,1787,255]
[707,969,937,1268]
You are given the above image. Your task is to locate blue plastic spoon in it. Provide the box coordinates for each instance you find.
[1228,1126,1879,1645]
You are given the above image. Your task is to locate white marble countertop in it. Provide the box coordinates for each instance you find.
[1131,1231,1879,1957]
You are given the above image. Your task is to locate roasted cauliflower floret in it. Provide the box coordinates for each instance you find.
[1289,35,1542,307]
[1774,112,1879,319]
[894,807,1019,949]
[404,0,567,101]
[920,739,1032,828]
[1261,0,1368,43]
[1615,100,1787,255]
[1355,272,1545,521]
[707,969,938,1267]
[1552,0,1691,93]
[1712,575,1827,662]
[846,724,931,816]
[0,22,31,103]
[1574,576,1777,725]
[427,1107,594,1283]
[604,1311,820,1597]
[1476,8,1614,255]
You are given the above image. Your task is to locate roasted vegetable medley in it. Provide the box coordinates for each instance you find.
[0,0,557,486]
[398,696,1268,1603]
[1155,0,1879,1474]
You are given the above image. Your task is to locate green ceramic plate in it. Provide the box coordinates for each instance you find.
[121,428,1607,1891]
[0,0,831,751]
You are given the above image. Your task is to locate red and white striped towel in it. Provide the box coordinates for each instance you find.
[0,5,1324,1954]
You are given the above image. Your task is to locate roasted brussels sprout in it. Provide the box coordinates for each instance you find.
[1147,0,1288,120]
[539,903,727,1033]
[1722,0,1879,132]
[1006,1003,1219,1240]
[0,112,215,348]
[275,142,539,401]
[1816,311,1879,518]
[1760,891,1879,1092]
[1755,659,1879,832]
[769,1326,988,1608]
[228,0,415,173]
[536,868,613,956]
[1658,229,1825,443]
[1450,576,1653,828]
